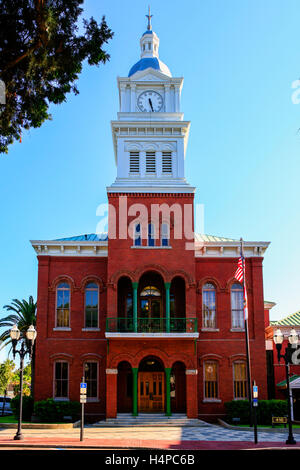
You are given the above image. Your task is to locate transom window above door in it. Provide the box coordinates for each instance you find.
[140,286,161,297]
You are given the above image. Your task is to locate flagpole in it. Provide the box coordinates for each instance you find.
[240,237,253,426]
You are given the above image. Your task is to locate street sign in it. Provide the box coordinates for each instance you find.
[253,385,258,398]
[80,383,87,394]
[80,395,87,403]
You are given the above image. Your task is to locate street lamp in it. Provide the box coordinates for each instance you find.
[273,327,299,445]
[10,324,37,440]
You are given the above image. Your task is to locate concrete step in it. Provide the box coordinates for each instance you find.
[91,414,212,427]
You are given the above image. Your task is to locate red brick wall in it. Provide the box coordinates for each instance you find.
[33,199,268,421]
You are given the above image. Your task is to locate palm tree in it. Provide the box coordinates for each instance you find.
[0,296,37,399]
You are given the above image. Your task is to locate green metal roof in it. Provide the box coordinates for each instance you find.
[277,375,300,388]
[54,233,238,243]
[270,311,300,327]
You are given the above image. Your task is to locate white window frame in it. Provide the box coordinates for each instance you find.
[84,283,100,330]
[84,361,99,402]
[53,361,69,400]
[55,282,71,330]
[203,361,220,402]
[202,283,216,329]
[231,283,244,330]
[233,361,248,400]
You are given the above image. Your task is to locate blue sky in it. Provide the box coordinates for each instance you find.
[1,0,300,359]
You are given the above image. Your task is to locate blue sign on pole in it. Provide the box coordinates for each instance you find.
[80,383,87,388]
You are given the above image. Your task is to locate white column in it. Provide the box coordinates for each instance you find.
[174,85,180,112]
[131,84,136,112]
[120,84,126,112]
[164,84,171,112]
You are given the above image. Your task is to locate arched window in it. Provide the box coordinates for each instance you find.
[161,222,169,247]
[233,362,248,399]
[204,361,218,399]
[56,282,70,328]
[148,223,155,246]
[231,283,244,329]
[140,286,161,297]
[134,223,141,246]
[202,283,216,329]
[85,282,99,328]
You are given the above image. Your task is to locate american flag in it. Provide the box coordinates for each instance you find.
[234,254,248,320]
[234,256,244,283]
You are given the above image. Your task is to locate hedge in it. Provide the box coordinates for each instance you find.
[225,399,288,425]
[10,395,34,421]
[33,398,80,423]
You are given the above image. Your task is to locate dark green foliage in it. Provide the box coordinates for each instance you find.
[225,399,288,425]
[0,0,113,153]
[33,398,80,422]
[11,394,34,421]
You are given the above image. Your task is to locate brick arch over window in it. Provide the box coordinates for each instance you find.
[226,277,251,293]
[49,353,74,365]
[199,353,224,367]
[228,354,247,366]
[79,275,105,292]
[197,277,222,293]
[49,275,76,292]
[79,353,103,365]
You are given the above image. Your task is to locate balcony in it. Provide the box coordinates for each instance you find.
[105,317,199,338]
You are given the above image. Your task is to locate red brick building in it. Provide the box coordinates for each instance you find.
[265,309,300,421]
[31,19,270,422]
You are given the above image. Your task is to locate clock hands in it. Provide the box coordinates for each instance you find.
[148,98,154,112]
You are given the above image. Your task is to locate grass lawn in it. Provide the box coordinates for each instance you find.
[0,416,31,424]
[0,416,70,424]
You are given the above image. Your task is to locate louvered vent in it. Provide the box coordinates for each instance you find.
[162,151,172,174]
[129,151,140,174]
[146,151,156,174]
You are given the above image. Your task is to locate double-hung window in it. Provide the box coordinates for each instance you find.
[202,283,216,329]
[54,361,68,399]
[233,362,247,399]
[84,362,98,399]
[85,283,99,328]
[56,283,70,328]
[204,362,218,399]
[231,283,244,329]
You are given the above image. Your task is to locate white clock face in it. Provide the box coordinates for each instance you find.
[137,90,163,112]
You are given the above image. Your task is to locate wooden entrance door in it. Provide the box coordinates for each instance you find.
[138,372,165,412]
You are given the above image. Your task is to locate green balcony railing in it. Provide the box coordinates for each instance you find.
[106,317,198,333]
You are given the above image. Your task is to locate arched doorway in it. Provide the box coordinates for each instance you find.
[117,276,133,331]
[171,361,186,413]
[138,356,165,413]
[138,271,165,332]
[170,277,186,331]
[117,361,133,413]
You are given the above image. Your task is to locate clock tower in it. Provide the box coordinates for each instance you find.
[108,12,194,194]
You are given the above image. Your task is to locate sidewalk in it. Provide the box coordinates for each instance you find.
[1,424,300,450]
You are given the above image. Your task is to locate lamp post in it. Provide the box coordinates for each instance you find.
[273,328,298,445]
[10,324,37,440]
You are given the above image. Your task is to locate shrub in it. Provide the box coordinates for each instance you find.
[33,398,80,423]
[225,399,288,425]
[10,395,34,421]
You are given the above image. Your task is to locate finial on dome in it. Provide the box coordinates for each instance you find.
[146,5,153,31]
